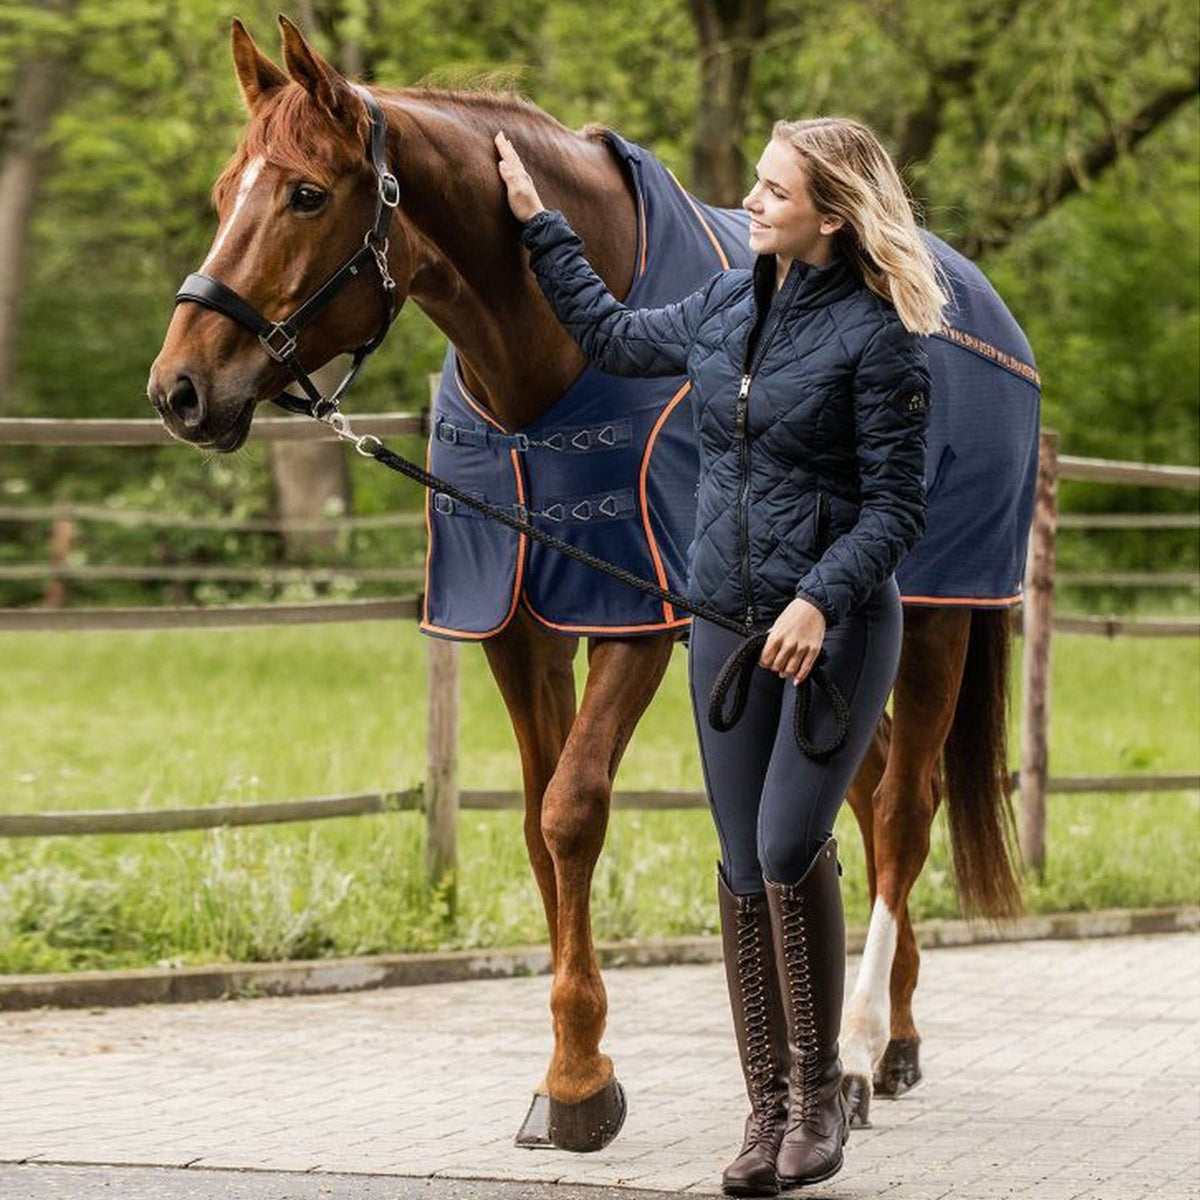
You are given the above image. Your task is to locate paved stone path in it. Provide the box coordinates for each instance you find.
[1,933,1196,1199]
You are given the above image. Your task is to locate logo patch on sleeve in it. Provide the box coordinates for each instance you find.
[900,390,929,414]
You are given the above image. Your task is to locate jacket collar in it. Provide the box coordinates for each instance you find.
[751,249,859,315]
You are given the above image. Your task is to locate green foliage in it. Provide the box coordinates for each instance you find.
[0,0,1193,615]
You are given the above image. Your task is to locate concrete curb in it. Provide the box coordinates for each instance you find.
[1,904,1195,1013]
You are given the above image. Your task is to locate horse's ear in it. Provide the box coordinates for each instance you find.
[278,14,361,127]
[231,18,288,113]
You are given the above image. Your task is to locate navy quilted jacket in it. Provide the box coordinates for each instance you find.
[519,207,931,629]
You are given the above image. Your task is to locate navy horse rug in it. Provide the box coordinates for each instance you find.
[421,130,749,639]
[420,132,1040,641]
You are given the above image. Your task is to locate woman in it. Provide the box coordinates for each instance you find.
[495,118,946,1196]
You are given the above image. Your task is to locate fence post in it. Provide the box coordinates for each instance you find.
[44,506,75,609]
[425,631,460,908]
[1019,430,1058,877]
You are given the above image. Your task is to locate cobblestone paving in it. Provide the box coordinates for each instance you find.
[1,933,1196,1198]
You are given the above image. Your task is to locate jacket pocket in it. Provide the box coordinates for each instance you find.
[815,491,832,554]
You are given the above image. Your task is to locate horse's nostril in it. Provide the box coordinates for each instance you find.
[167,375,205,429]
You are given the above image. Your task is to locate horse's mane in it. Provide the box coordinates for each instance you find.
[213,80,607,210]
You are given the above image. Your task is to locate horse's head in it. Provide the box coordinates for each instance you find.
[148,17,411,451]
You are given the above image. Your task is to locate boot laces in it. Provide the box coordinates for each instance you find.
[735,898,782,1117]
[777,883,824,1127]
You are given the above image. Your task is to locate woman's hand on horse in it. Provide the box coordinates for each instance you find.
[495,131,546,223]
[760,597,827,684]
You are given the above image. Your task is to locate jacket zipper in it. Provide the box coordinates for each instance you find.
[816,490,831,553]
[735,264,802,628]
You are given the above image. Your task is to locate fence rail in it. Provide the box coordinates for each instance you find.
[1058,455,1200,489]
[5,775,1197,840]
[1056,571,1199,588]
[0,503,425,532]
[1057,512,1199,529]
[0,598,419,632]
[0,564,424,584]
[0,414,424,445]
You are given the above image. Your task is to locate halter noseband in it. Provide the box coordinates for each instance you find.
[174,84,399,420]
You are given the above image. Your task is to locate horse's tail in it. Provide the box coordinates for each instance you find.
[941,608,1024,919]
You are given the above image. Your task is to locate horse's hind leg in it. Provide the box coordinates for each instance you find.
[840,716,890,1128]
[480,610,580,1145]
[860,610,970,1113]
[538,630,675,1152]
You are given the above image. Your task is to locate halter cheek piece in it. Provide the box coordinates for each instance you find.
[173,84,399,421]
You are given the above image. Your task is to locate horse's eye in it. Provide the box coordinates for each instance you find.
[289,184,327,213]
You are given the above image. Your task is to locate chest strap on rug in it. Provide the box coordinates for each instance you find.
[432,488,637,524]
[435,416,633,454]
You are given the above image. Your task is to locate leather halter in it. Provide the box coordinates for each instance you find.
[174,85,399,420]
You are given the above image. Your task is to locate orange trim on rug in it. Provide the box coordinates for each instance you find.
[933,327,1041,389]
[636,185,648,277]
[900,592,1023,607]
[454,355,508,432]
[665,166,731,270]
[637,380,692,623]
[520,592,691,636]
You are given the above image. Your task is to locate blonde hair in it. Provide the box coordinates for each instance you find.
[771,117,949,335]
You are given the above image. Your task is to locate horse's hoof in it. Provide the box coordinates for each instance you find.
[515,1090,554,1149]
[842,1072,872,1128]
[873,1037,921,1097]
[548,1077,627,1152]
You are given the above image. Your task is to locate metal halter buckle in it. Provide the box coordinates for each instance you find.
[259,324,297,362]
[378,172,400,208]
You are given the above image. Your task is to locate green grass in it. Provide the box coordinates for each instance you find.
[0,626,1196,974]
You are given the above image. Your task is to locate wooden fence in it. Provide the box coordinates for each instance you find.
[1017,432,1199,874]
[1,415,1197,884]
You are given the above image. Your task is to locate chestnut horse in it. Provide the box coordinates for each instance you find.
[149,16,1022,1151]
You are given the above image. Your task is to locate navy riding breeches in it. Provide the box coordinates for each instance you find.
[687,577,904,895]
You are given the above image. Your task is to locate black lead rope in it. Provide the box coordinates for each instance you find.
[170,84,850,762]
[369,440,851,762]
[706,630,851,763]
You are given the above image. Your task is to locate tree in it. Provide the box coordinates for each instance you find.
[687,0,771,205]
[0,0,74,409]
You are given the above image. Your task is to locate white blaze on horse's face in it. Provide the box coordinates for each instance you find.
[201,155,265,272]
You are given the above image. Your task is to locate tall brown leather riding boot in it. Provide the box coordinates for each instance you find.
[765,837,851,1188]
[718,866,790,1197]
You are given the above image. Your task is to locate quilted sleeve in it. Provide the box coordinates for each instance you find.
[793,319,931,627]
[519,208,718,378]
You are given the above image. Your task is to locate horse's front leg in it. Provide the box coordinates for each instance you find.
[481,610,580,1146]
[540,631,675,1152]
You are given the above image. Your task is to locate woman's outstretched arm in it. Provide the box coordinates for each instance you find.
[496,130,718,378]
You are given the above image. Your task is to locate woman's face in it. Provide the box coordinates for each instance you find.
[743,137,843,261]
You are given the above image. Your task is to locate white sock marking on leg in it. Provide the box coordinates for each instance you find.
[841,896,898,1080]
